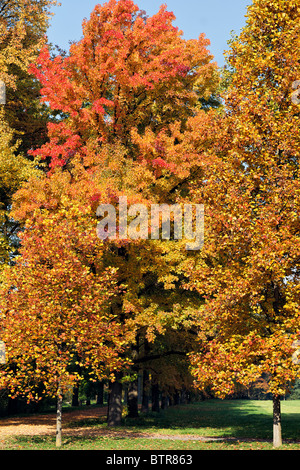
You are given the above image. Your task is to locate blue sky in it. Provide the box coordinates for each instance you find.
[47,0,251,67]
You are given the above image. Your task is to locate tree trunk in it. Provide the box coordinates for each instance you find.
[151,383,160,412]
[107,373,123,426]
[72,385,79,407]
[161,393,168,410]
[181,389,187,404]
[127,378,139,418]
[56,390,63,448]
[273,394,282,447]
[141,370,149,413]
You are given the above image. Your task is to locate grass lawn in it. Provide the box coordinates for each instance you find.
[1,399,300,450]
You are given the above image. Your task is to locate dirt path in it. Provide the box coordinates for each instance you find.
[0,406,109,439]
[0,406,223,443]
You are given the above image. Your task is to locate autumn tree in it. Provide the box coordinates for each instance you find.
[0,174,129,446]
[0,0,58,273]
[12,0,219,425]
[31,0,218,160]
[182,0,300,448]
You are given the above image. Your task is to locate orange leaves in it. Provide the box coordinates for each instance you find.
[0,196,127,398]
[1,1,221,402]
[0,161,132,399]
[190,331,300,398]
[30,0,218,165]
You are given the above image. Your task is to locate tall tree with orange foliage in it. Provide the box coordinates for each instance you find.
[0,173,129,446]
[2,0,219,427]
[182,0,300,448]
[29,0,218,168]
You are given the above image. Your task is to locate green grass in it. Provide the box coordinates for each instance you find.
[1,399,300,450]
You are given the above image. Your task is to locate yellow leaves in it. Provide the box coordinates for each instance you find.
[0,0,58,88]
[0,3,59,273]
[0,113,35,187]
[0,115,38,270]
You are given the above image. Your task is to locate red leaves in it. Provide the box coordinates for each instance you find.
[29,122,83,170]
[92,100,105,116]
[28,0,217,170]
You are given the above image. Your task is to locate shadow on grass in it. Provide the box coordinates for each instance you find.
[8,400,300,448]
[122,400,300,442]
[65,415,107,428]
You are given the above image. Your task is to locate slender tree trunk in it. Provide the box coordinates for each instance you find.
[141,370,149,413]
[56,389,63,448]
[128,378,139,418]
[174,392,180,405]
[151,383,160,412]
[72,385,79,407]
[273,394,282,448]
[272,288,283,448]
[127,336,140,418]
[107,373,123,426]
[181,389,187,404]
[161,393,168,410]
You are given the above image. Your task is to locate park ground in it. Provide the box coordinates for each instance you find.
[0,399,300,450]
